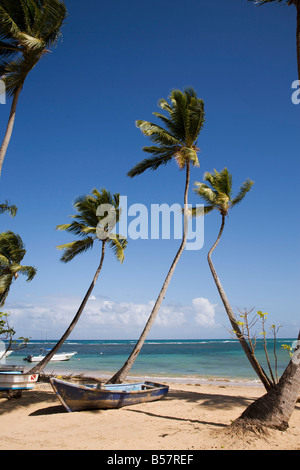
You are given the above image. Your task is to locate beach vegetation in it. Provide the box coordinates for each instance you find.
[107,88,205,384]
[29,188,127,374]
[194,168,300,431]
[0,0,67,177]
[0,230,37,307]
[0,200,17,217]
[0,311,29,361]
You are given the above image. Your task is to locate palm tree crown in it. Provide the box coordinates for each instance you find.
[128,88,205,177]
[57,188,127,264]
[0,0,67,96]
[194,168,254,216]
[0,230,36,306]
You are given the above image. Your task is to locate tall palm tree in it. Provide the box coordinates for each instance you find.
[194,168,273,391]
[0,230,36,306]
[0,0,67,177]
[248,0,300,81]
[29,188,127,374]
[107,88,205,384]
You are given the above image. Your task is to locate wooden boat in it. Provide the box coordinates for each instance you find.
[0,371,39,390]
[50,377,169,412]
[24,350,77,362]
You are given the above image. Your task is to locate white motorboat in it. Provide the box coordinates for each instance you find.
[24,350,77,363]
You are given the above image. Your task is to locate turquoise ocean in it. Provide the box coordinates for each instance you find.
[3,338,295,385]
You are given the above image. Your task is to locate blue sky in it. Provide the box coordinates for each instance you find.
[0,0,299,340]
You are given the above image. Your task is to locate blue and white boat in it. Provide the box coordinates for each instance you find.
[50,377,169,412]
[0,371,39,390]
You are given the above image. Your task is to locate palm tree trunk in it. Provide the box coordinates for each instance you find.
[0,85,23,178]
[207,214,272,391]
[107,162,191,384]
[232,331,300,431]
[28,241,106,374]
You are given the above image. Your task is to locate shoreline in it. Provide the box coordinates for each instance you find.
[48,369,265,388]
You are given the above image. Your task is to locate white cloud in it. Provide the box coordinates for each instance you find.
[193,297,218,326]
[5,295,220,339]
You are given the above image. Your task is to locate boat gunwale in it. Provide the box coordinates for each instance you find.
[50,377,168,396]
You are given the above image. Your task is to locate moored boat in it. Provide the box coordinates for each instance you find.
[24,350,77,362]
[0,371,39,390]
[50,377,169,412]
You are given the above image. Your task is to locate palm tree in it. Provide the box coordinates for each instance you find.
[248,0,300,81]
[194,168,274,391]
[0,200,17,216]
[0,0,67,177]
[232,330,300,431]
[0,230,36,306]
[107,88,205,384]
[29,188,127,374]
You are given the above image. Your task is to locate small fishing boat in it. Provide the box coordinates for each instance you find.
[50,377,169,412]
[0,371,39,390]
[24,350,77,362]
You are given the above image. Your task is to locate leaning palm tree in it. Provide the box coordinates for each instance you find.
[0,0,67,177]
[194,168,273,391]
[248,0,300,81]
[29,188,127,374]
[107,88,205,384]
[0,230,36,306]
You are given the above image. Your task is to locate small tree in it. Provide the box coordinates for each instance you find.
[0,311,29,361]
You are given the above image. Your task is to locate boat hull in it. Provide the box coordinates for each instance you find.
[0,371,39,390]
[24,352,77,362]
[50,378,169,412]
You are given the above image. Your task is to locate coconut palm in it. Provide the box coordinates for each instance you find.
[29,188,127,374]
[248,0,300,80]
[0,200,17,216]
[0,230,36,306]
[107,88,205,384]
[0,0,67,177]
[194,168,273,391]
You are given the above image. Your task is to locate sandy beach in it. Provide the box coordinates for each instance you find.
[0,378,299,451]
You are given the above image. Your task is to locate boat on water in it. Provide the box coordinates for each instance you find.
[50,377,169,412]
[0,371,39,390]
[0,350,13,360]
[24,350,77,362]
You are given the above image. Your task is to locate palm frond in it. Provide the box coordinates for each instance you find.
[127,153,173,177]
[57,237,94,263]
[194,168,254,216]
[10,263,37,281]
[0,200,17,216]
[0,0,66,94]
[108,234,127,263]
[0,231,26,263]
[130,88,205,177]
[231,179,254,207]
[136,120,183,147]
[194,182,218,206]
